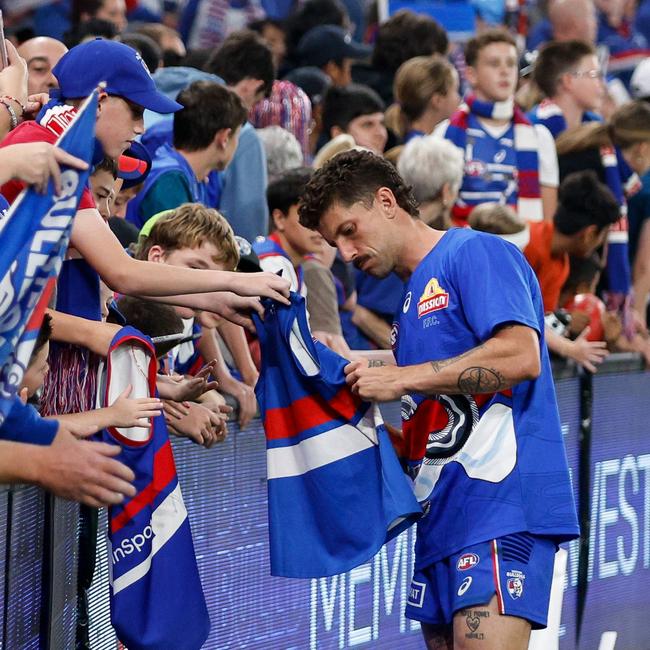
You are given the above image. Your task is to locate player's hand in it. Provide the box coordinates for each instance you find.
[229,271,291,304]
[107,384,162,427]
[35,424,136,507]
[344,359,405,402]
[567,327,609,373]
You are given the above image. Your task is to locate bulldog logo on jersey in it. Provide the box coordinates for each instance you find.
[417,278,449,318]
[506,570,525,599]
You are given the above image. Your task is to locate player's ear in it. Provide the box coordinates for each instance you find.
[272,208,286,231]
[375,186,397,218]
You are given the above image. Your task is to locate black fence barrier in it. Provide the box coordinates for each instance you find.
[0,354,648,649]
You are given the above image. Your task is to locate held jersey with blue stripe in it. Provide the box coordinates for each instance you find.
[254,293,421,578]
[97,327,210,650]
[393,229,579,570]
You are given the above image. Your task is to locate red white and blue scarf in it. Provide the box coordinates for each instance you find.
[445,95,543,223]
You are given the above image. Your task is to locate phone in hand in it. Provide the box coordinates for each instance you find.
[0,11,8,71]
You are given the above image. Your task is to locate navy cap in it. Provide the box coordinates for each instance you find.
[283,66,332,105]
[53,38,182,114]
[297,26,371,69]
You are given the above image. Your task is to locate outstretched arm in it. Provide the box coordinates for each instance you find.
[344,324,541,402]
[70,208,290,305]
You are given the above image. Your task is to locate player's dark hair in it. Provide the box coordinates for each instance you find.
[173,81,247,152]
[533,40,597,98]
[267,167,313,218]
[464,28,517,68]
[554,170,620,235]
[322,83,385,135]
[298,150,419,229]
[371,10,448,74]
[204,30,275,97]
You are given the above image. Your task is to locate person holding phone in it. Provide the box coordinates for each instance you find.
[0,40,28,139]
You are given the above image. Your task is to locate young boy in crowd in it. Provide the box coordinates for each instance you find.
[135,203,258,432]
[320,84,388,155]
[438,29,559,224]
[253,168,324,296]
[524,170,619,372]
[529,40,604,136]
[20,314,163,429]
[530,39,635,308]
[126,81,247,229]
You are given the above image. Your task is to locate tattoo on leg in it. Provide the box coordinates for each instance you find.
[367,360,386,367]
[461,608,490,641]
[457,367,505,393]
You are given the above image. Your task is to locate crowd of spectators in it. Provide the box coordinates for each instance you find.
[2,0,650,640]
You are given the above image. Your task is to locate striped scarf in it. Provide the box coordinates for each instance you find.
[445,95,543,223]
[530,99,639,296]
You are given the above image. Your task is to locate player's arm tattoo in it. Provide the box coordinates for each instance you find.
[429,344,485,374]
[457,367,506,393]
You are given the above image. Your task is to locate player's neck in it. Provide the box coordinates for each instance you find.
[395,220,446,278]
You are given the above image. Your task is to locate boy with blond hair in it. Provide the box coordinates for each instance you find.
[136,204,259,435]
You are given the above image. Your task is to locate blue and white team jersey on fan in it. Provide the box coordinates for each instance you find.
[393,228,579,570]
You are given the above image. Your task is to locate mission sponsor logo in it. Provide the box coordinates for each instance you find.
[417,278,449,318]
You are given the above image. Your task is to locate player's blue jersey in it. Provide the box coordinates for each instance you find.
[393,228,579,569]
[254,293,421,578]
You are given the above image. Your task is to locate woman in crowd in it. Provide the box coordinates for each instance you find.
[386,54,460,144]
[396,134,464,229]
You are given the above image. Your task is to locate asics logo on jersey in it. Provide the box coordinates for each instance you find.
[112,524,155,564]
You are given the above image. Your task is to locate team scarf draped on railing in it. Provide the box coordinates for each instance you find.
[445,95,543,223]
[0,90,98,424]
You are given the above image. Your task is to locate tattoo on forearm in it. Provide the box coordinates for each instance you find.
[429,344,485,374]
[367,360,386,367]
[457,367,505,393]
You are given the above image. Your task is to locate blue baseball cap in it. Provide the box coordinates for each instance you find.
[53,38,182,114]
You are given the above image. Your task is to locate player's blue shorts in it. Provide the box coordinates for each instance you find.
[405,532,557,629]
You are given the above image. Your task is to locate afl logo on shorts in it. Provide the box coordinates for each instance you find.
[457,553,480,571]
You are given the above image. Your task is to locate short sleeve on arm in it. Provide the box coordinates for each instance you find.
[535,124,559,188]
[453,235,541,341]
